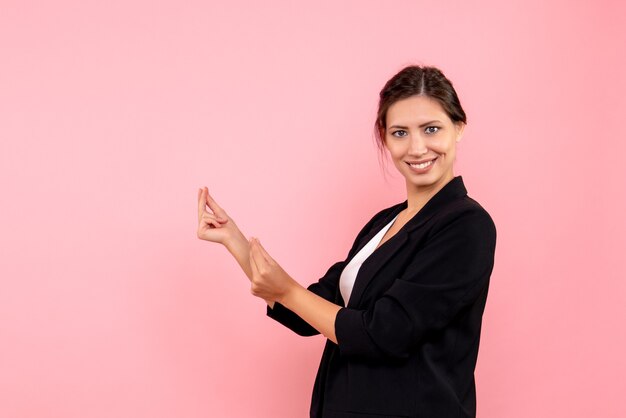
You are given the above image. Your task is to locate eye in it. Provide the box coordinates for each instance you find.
[391,129,408,138]
[425,126,440,134]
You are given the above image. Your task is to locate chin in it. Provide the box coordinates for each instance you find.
[405,170,445,186]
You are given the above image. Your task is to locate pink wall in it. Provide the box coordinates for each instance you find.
[1,1,625,417]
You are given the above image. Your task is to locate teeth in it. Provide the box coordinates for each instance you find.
[409,160,434,169]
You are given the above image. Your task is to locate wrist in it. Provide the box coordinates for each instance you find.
[224,229,247,253]
[278,280,305,307]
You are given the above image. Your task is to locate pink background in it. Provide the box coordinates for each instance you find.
[1,1,625,417]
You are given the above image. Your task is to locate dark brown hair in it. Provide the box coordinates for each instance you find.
[374,65,467,157]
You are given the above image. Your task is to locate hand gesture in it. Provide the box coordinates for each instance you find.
[197,187,240,245]
[248,237,298,303]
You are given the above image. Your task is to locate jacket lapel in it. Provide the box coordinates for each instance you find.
[346,176,468,308]
[349,203,405,257]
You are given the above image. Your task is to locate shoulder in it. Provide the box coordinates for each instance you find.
[430,196,497,247]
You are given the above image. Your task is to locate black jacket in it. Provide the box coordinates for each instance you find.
[267,176,497,417]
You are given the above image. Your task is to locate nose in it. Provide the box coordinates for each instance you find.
[408,133,428,156]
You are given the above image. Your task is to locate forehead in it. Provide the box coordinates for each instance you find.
[386,95,449,124]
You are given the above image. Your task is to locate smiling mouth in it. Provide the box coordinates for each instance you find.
[406,158,437,169]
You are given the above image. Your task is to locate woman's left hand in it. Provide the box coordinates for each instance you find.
[248,237,299,303]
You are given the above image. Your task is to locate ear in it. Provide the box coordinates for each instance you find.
[455,122,466,143]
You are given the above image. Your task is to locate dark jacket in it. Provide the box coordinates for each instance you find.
[267,176,497,418]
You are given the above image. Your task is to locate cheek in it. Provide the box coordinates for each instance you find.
[386,141,405,156]
[432,137,455,153]
[384,144,397,158]
[390,150,405,164]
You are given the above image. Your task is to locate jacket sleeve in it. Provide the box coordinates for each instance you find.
[334,209,497,360]
[266,260,346,336]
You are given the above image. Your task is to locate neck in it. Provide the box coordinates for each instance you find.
[404,173,454,214]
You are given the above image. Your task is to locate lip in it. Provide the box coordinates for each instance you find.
[406,157,437,173]
[405,157,437,164]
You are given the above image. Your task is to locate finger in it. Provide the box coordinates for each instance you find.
[253,238,273,264]
[205,188,227,219]
[200,216,228,228]
[202,213,223,228]
[198,187,207,220]
[249,238,261,274]
[202,218,221,229]
[249,238,267,271]
[203,210,228,224]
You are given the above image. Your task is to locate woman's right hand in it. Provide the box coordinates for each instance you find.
[197,187,241,245]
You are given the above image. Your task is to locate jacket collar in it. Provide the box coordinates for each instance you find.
[366,176,467,238]
[344,176,468,308]
[384,175,468,234]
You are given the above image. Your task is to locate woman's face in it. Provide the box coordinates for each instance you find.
[384,95,465,194]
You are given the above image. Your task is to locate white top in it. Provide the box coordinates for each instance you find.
[339,213,400,306]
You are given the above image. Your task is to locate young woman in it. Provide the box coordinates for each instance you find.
[197,65,497,418]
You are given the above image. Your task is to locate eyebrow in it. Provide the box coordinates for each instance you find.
[388,120,443,129]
